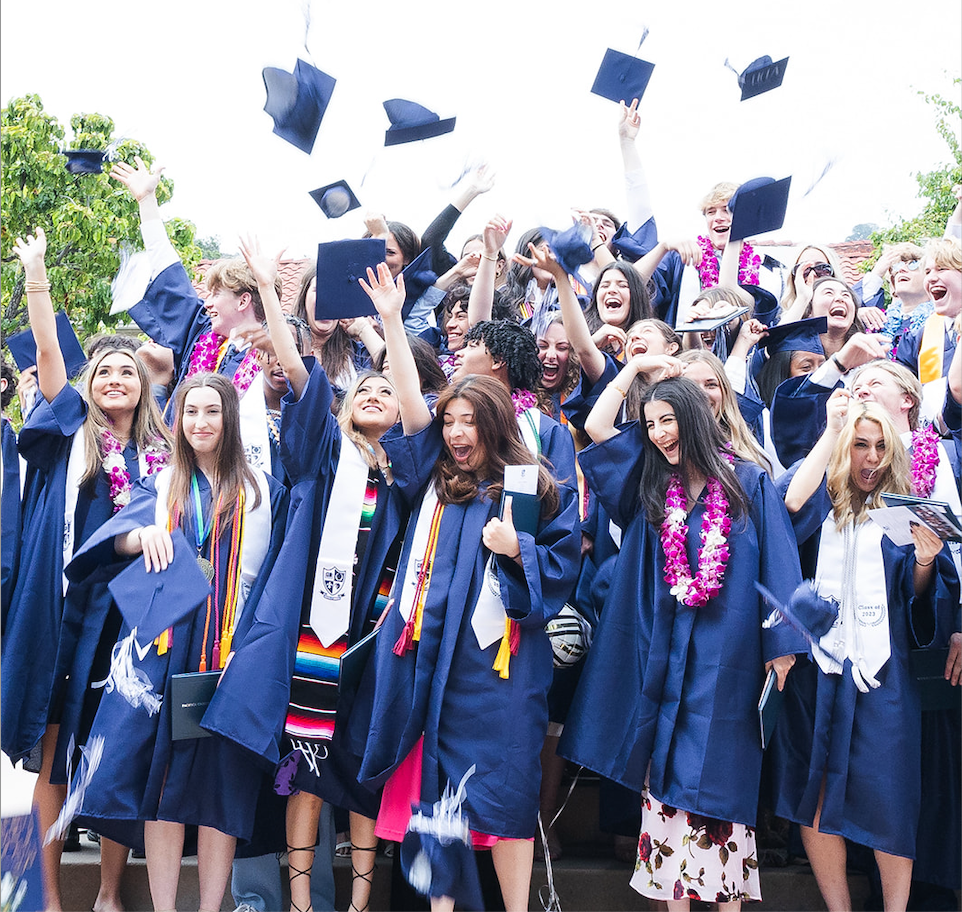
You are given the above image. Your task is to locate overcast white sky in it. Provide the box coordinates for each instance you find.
[2,0,960,262]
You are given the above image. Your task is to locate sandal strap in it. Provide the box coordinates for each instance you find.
[286,844,317,878]
[350,843,378,885]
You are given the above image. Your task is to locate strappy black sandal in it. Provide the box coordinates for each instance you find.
[347,843,378,912]
[286,844,316,912]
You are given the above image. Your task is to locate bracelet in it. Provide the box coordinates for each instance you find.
[480,252,498,262]
[915,557,935,567]
[508,549,521,560]
[832,353,849,373]
[611,384,629,399]
[24,280,51,293]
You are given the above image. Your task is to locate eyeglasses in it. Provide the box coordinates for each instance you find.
[792,262,834,281]
[890,259,921,275]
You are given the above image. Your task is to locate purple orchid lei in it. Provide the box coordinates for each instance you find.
[910,423,940,498]
[696,237,761,289]
[101,430,170,513]
[187,331,260,397]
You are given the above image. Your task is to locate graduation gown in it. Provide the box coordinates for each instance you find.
[559,424,806,827]
[1,386,142,765]
[356,420,581,838]
[769,470,959,857]
[62,468,287,848]
[1,417,21,627]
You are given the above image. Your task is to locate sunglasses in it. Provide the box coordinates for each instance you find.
[890,259,921,275]
[792,262,834,281]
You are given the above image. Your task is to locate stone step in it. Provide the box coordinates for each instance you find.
[59,838,870,911]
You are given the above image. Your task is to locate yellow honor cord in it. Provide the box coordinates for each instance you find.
[492,616,513,679]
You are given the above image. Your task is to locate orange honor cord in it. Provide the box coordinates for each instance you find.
[394,500,445,656]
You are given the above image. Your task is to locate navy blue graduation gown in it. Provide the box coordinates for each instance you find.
[770,373,837,468]
[559,424,806,827]
[1,386,139,765]
[1,417,21,628]
[62,470,287,847]
[356,420,581,838]
[769,471,959,857]
[204,361,407,813]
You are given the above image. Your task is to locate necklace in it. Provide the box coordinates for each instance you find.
[191,472,217,581]
[910,423,940,498]
[695,237,761,289]
[186,331,261,397]
[266,409,281,448]
[660,473,732,607]
[101,429,169,513]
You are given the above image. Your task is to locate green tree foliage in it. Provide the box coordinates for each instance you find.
[1,94,202,342]
[869,78,962,252]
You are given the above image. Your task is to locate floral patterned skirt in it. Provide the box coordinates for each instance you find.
[628,786,761,903]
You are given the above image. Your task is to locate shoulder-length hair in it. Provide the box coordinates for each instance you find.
[585,262,653,334]
[168,373,261,527]
[826,402,909,526]
[780,243,848,312]
[337,370,399,469]
[638,377,747,526]
[79,346,173,488]
[432,376,560,519]
[678,350,772,473]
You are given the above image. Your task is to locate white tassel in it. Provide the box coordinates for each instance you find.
[45,735,105,845]
[92,628,162,716]
[406,765,476,847]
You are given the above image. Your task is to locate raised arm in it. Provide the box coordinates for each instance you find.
[238,235,309,398]
[13,229,67,403]
[784,388,849,513]
[618,99,654,232]
[110,156,177,278]
[468,214,512,326]
[359,264,432,435]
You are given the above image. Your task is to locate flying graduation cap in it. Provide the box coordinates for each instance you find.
[728,176,792,242]
[591,48,655,105]
[309,180,361,219]
[727,55,789,101]
[383,99,456,146]
[62,149,106,174]
[262,58,336,154]
[314,238,386,320]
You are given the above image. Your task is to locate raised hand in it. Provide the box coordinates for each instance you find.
[110,155,165,202]
[238,234,284,291]
[617,98,641,142]
[359,263,406,320]
[483,214,512,257]
[13,228,48,274]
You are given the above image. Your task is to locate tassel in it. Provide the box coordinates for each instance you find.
[199,654,207,673]
[394,618,416,656]
[212,640,221,671]
[92,628,162,716]
[509,618,520,655]
[219,633,232,667]
[155,627,172,655]
[492,617,514,679]
[45,735,105,845]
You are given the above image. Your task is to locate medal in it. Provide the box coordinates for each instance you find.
[196,556,215,581]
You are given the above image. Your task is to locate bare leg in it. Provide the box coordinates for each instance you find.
[430,898,455,912]
[491,838,534,912]
[717,901,742,912]
[92,837,129,912]
[196,825,237,912]
[286,791,322,912]
[874,849,912,912]
[144,819,185,911]
[33,725,67,912]
[537,734,565,860]
[665,900,690,912]
[347,812,377,912]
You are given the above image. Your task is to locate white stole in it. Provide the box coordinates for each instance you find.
[239,378,272,473]
[394,484,440,626]
[62,432,151,596]
[814,518,890,688]
[308,435,369,647]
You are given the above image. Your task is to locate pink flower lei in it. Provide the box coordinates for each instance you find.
[511,388,538,416]
[695,237,762,289]
[101,429,170,513]
[187,331,260,398]
[910,423,940,498]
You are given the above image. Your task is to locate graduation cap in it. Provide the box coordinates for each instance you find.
[590,47,655,105]
[730,55,789,101]
[400,247,438,321]
[728,176,791,242]
[400,767,484,912]
[314,238,386,320]
[758,581,839,651]
[262,58,336,154]
[383,99,456,146]
[610,217,657,263]
[309,180,360,219]
[758,316,827,356]
[6,310,87,380]
[108,528,213,643]
[539,222,594,287]
[62,149,106,175]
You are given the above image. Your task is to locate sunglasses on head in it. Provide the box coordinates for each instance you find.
[792,262,834,281]
[890,259,921,275]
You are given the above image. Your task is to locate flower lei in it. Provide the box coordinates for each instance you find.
[101,429,170,513]
[660,450,735,607]
[511,388,538,416]
[910,423,940,498]
[695,237,761,289]
[187,331,260,398]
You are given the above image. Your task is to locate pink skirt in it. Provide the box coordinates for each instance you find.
[376,737,528,848]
